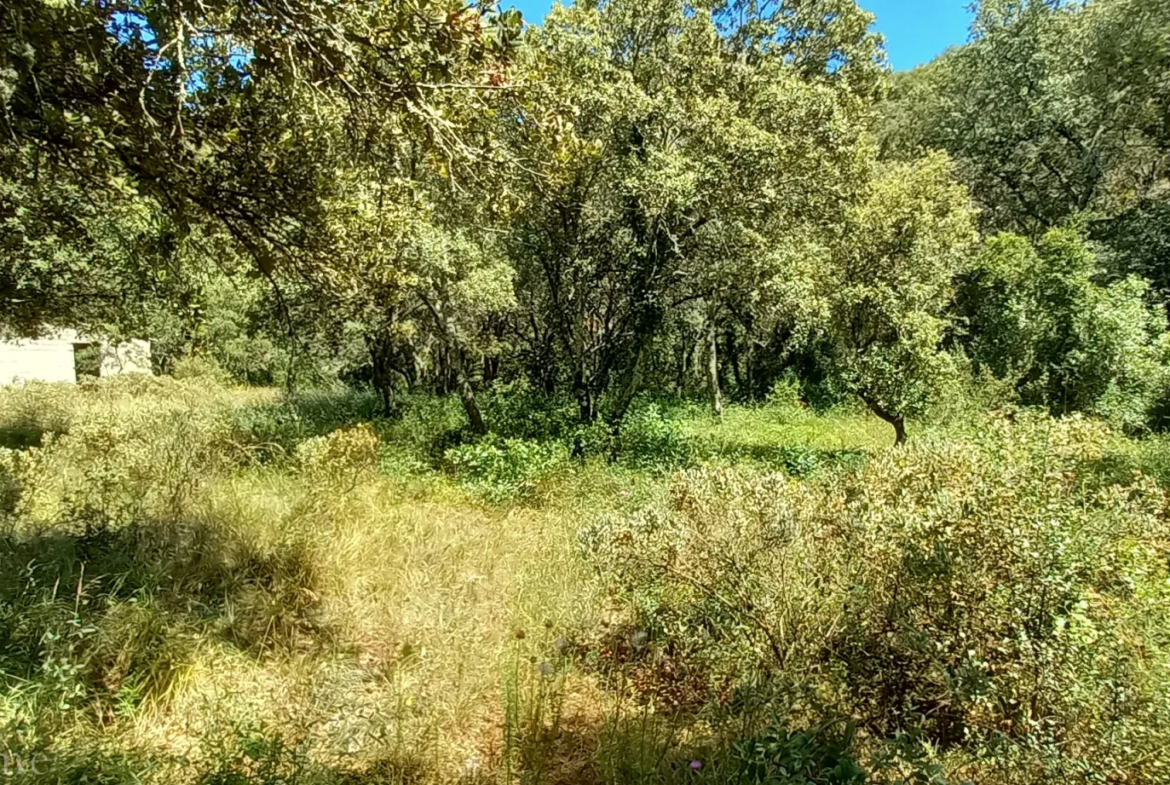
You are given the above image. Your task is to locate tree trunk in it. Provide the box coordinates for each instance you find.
[727,326,743,400]
[614,343,647,424]
[860,392,907,447]
[707,316,723,417]
[450,345,487,435]
[422,295,488,435]
[676,327,689,394]
[576,384,596,424]
[367,331,396,417]
[285,346,299,398]
[483,355,500,386]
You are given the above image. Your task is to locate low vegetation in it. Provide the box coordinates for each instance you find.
[0,378,1168,784]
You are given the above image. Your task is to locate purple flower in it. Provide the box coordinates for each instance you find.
[690,760,702,770]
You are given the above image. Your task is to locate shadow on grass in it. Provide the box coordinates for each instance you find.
[0,515,328,715]
[0,416,49,450]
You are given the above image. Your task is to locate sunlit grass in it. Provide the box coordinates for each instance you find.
[12,379,1141,783]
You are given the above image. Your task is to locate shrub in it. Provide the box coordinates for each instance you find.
[8,405,235,528]
[618,403,694,469]
[295,423,382,492]
[0,378,249,528]
[0,449,19,515]
[0,382,77,449]
[766,373,806,410]
[444,435,569,502]
[171,355,235,385]
[229,401,304,461]
[584,413,1170,782]
[727,722,868,785]
[482,380,579,441]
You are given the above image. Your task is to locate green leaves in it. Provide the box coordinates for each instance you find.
[957,229,1170,429]
[817,152,978,438]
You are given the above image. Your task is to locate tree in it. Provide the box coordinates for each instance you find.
[881,0,1170,241]
[813,153,978,445]
[503,0,881,428]
[0,0,520,336]
[956,229,1170,429]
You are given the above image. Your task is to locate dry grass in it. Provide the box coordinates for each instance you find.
[0,379,913,784]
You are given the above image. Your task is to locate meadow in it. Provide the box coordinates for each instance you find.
[2,376,1169,785]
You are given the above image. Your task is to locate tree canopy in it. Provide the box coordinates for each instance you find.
[5,0,1170,444]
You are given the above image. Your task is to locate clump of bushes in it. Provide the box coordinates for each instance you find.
[296,423,382,492]
[444,435,569,502]
[4,401,236,529]
[585,412,1170,782]
[956,230,1170,431]
[617,403,695,469]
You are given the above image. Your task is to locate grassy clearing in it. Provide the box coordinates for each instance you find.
[1,379,1168,784]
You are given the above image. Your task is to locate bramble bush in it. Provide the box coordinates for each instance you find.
[585,412,1170,783]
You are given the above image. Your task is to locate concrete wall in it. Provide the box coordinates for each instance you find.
[99,339,153,377]
[0,337,78,385]
[0,330,152,385]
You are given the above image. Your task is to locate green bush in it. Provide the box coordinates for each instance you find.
[198,730,313,785]
[585,413,1170,782]
[295,423,382,492]
[481,380,580,441]
[957,230,1170,430]
[618,403,695,469]
[0,382,77,449]
[7,404,235,529]
[171,355,235,385]
[727,722,867,785]
[444,435,569,502]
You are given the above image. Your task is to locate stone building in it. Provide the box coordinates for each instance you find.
[0,329,152,385]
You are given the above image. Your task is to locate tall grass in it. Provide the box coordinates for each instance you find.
[1,379,1167,784]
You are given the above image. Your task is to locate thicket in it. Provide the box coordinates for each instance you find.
[586,413,1170,783]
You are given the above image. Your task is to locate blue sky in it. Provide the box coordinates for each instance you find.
[504,1,974,71]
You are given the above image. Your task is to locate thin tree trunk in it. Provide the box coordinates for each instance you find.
[421,294,488,436]
[707,314,723,417]
[727,326,743,400]
[860,392,907,447]
[608,342,648,431]
[451,348,487,435]
[367,329,396,417]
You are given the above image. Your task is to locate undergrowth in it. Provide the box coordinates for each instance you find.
[0,378,1167,784]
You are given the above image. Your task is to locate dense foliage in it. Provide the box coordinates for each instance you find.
[7,0,1168,442]
[4,1,1170,783]
[586,413,1170,782]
